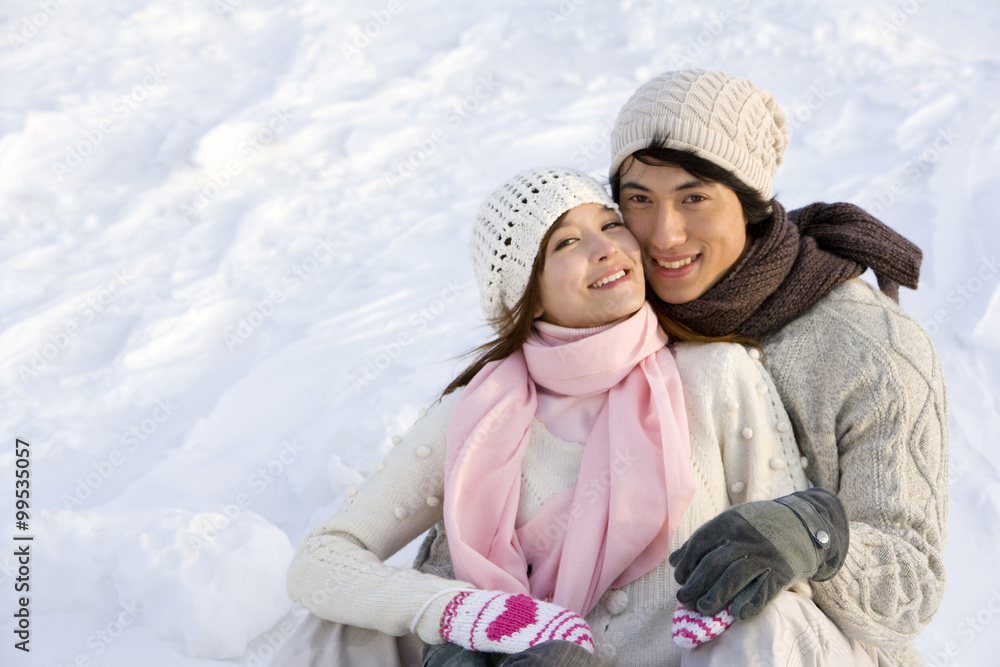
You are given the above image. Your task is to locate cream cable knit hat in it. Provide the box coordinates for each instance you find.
[471,167,619,327]
[609,69,789,199]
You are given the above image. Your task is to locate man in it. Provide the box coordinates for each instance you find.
[609,69,948,666]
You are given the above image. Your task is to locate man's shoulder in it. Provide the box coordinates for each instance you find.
[764,278,940,380]
[809,277,902,316]
[769,279,913,343]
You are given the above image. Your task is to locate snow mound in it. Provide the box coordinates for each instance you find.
[29,508,295,660]
[110,508,293,659]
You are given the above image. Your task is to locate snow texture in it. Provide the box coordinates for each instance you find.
[1,0,998,665]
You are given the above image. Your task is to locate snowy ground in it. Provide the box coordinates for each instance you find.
[1,1,998,665]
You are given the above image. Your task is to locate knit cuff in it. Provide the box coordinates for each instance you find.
[411,587,475,644]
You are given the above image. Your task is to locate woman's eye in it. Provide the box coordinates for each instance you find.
[602,220,626,231]
[554,237,576,250]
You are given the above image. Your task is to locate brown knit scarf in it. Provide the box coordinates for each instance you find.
[656,201,923,339]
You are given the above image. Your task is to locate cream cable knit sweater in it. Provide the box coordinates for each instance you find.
[761,279,949,667]
[287,342,810,666]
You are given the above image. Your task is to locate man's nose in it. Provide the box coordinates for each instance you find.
[650,205,687,249]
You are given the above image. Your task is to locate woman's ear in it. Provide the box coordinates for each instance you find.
[533,305,544,319]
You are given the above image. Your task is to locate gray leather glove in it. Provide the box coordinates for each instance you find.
[668,488,849,620]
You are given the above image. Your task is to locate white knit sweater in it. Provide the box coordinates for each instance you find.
[286,342,810,666]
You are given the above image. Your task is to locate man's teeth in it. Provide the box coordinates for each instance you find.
[590,270,626,288]
[657,256,696,269]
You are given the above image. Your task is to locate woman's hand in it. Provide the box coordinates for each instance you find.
[672,604,735,648]
[439,590,595,655]
[669,488,849,620]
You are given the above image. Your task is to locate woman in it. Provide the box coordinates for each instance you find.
[608,69,948,666]
[281,167,827,666]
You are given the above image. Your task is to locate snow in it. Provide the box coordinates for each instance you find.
[1,0,998,665]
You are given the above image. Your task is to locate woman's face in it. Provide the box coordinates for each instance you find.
[535,203,645,328]
[618,160,751,305]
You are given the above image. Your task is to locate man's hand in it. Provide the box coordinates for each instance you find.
[669,488,849,620]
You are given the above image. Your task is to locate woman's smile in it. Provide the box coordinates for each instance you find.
[588,267,632,289]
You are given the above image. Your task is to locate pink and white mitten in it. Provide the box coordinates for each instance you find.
[672,604,734,648]
[440,590,594,655]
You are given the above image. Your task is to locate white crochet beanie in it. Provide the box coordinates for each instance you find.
[610,69,789,199]
[471,167,619,327]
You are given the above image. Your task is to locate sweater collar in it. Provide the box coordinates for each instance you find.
[532,314,631,345]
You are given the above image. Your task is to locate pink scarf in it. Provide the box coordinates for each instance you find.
[444,303,695,616]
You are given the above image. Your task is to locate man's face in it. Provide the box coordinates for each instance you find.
[618,159,751,305]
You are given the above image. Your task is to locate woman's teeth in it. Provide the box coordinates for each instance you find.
[590,270,626,288]
[657,256,696,269]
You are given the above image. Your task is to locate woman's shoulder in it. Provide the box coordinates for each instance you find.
[669,341,764,391]
[430,385,465,413]
[377,387,465,456]
[668,341,790,448]
[670,340,757,368]
[417,386,464,431]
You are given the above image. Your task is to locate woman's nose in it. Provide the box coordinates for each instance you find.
[591,235,619,262]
